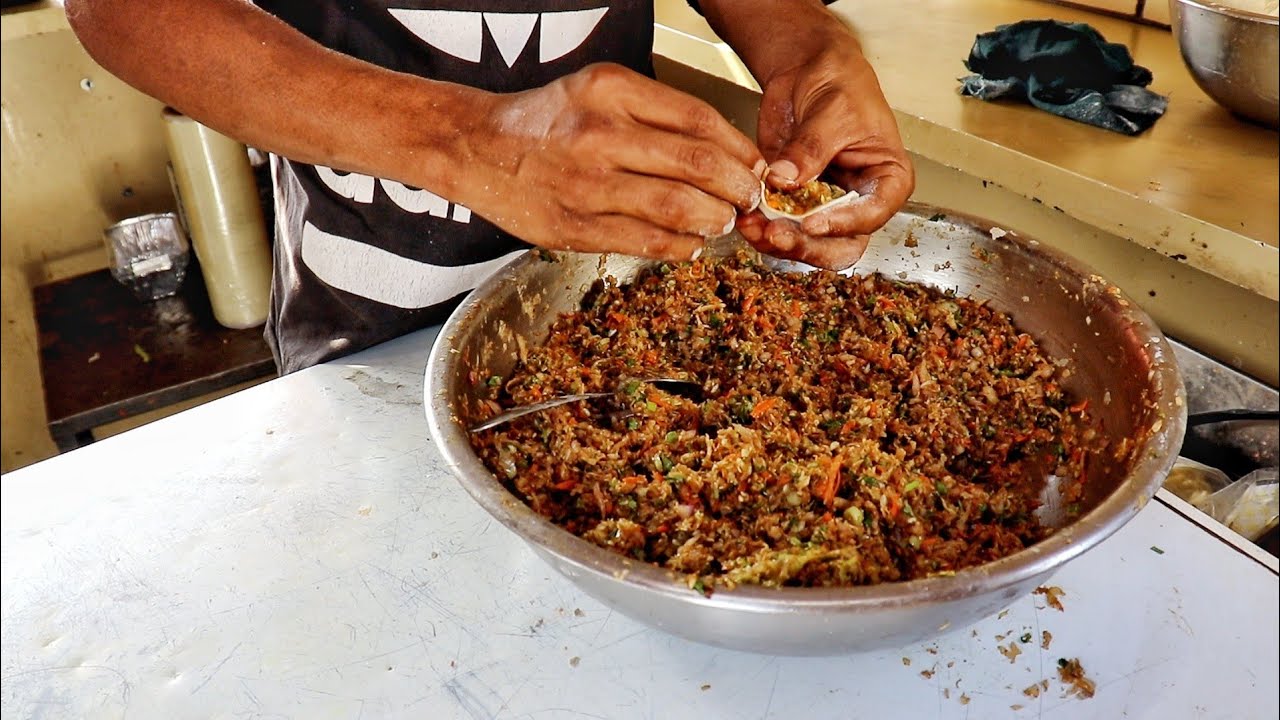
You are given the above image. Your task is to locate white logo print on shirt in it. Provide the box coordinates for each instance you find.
[388,7,610,67]
[294,5,614,309]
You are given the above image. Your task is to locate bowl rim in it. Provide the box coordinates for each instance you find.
[424,204,1187,615]
[1171,0,1280,24]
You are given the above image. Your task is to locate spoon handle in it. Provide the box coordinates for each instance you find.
[469,392,610,433]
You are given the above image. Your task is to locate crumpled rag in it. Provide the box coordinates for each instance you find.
[959,19,1168,135]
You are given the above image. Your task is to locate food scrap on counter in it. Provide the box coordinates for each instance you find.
[1058,657,1097,699]
[1034,585,1067,611]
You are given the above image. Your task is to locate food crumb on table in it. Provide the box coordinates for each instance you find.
[1034,585,1067,611]
[569,656,580,667]
[1058,658,1097,699]
[998,642,1023,663]
[1041,630,1053,649]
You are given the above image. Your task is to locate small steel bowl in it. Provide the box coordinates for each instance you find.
[424,204,1186,655]
[1169,0,1279,128]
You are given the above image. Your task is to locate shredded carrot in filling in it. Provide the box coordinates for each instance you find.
[471,254,1095,590]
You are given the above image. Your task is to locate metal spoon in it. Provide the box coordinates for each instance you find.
[469,377,701,433]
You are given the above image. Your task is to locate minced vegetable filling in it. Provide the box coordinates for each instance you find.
[470,254,1091,590]
[764,179,846,215]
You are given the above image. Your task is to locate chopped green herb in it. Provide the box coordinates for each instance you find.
[708,314,724,329]
[626,417,641,431]
[935,480,948,496]
[622,379,641,396]
[1019,632,1032,643]
[860,475,879,487]
[692,578,706,594]
[656,454,675,473]
[645,401,658,412]
[903,479,921,493]
[664,430,679,443]
[486,375,502,387]
[1058,658,1069,668]
[133,344,151,363]
[1150,545,1165,555]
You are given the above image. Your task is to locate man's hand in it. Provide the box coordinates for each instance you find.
[67,2,763,264]
[701,1,915,270]
[467,63,765,262]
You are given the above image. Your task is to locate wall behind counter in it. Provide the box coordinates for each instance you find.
[2,3,174,471]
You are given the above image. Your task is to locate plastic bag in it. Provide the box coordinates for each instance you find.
[1163,457,1231,507]
[1199,468,1280,542]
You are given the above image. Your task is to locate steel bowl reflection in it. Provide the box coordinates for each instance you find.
[1169,0,1279,128]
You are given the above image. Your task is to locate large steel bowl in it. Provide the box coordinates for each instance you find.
[424,204,1186,655]
[1169,0,1280,128]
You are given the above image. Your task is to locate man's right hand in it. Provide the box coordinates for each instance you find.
[465,63,765,261]
[67,2,762,262]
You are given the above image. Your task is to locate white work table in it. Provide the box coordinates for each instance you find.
[2,327,1277,720]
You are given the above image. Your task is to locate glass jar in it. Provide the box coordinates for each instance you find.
[103,212,191,301]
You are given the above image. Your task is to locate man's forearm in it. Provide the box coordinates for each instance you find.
[696,0,860,85]
[65,0,488,199]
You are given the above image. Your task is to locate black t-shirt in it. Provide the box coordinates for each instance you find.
[255,1,655,373]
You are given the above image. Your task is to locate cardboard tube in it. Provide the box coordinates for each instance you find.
[162,108,272,329]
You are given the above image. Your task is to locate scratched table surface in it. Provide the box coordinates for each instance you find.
[2,327,1277,720]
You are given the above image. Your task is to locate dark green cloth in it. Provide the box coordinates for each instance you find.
[960,19,1168,135]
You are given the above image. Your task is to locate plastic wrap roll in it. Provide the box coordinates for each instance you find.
[162,108,272,329]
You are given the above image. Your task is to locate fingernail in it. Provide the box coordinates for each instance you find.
[773,229,799,252]
[768,160,799,185]
[690,244,705,261]
[752,158,768,178]
[804,217,830,235]
[720,214,737,237]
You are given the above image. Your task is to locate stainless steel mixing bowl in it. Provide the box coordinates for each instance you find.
[424,204,1186,655]
[1169,0,1279,128]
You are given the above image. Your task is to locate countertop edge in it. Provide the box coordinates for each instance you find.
[899,113,1280,301]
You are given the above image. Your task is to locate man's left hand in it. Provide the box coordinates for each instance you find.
[735,25,914,270]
